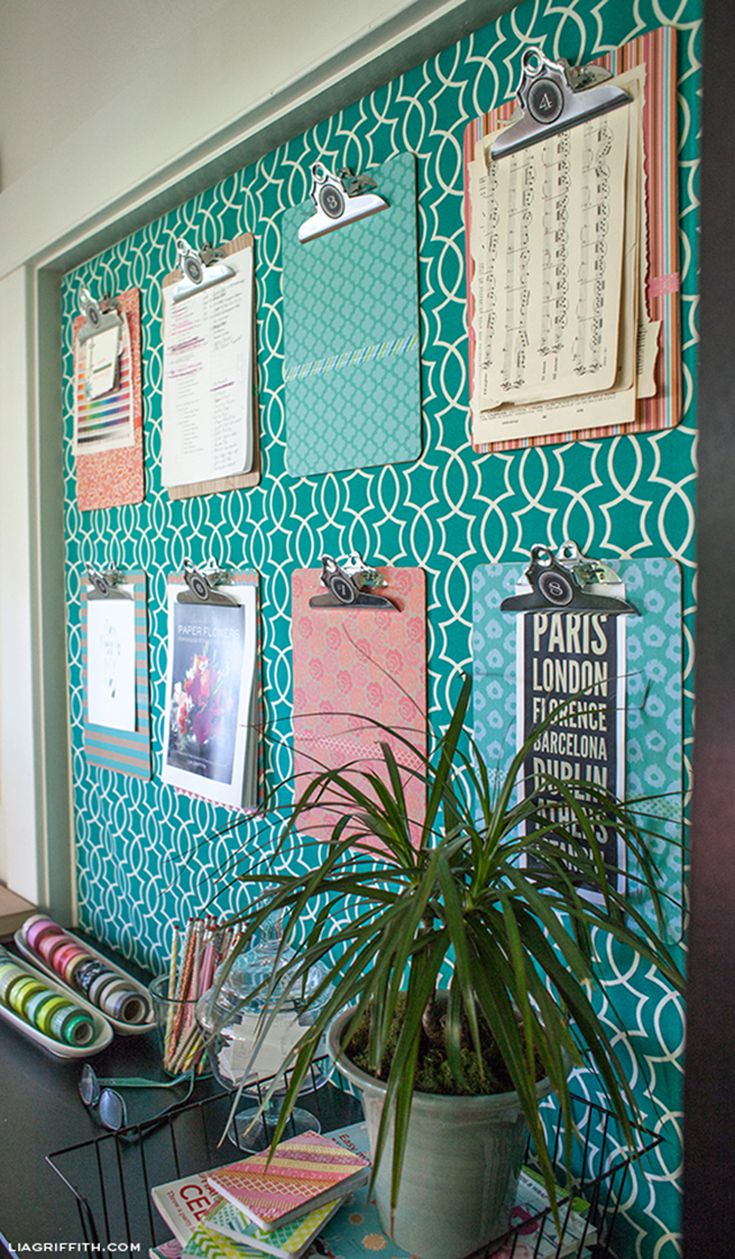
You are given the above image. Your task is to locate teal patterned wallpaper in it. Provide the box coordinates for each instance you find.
[60,1,701,1255]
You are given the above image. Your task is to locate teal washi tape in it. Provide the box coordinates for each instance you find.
[60,1010,96,1046]
[49,1002,95,1046]
[24,988,59,1029]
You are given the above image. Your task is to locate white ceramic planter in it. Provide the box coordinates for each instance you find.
[328,1009,555,1259]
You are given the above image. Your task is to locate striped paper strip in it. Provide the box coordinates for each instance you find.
[284,332,419,382]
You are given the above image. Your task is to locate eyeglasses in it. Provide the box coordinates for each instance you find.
[78,1062,195,1133]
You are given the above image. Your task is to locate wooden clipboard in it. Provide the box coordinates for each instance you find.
[464,26,681,452]
[162,232,261,500]
[73,287,144,511]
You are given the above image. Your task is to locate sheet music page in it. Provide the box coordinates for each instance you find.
[470,66,658,445]
[162,244,253,488]
[473,105,630,410]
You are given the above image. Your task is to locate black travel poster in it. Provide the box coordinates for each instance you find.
[516,611,627,902]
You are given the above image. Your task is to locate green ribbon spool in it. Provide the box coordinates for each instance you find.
[36,994,69,1035]
[8,977,45,1017]
[0,973,28,1007]
[49,1001,95,1046]
[62,1011,96,1046]
[0,963,26,1004]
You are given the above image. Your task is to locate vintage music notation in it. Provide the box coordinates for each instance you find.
[469,63,659,446]
[473,107,629,411]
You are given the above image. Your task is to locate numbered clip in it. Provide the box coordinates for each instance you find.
[78,285,123,349]
[491,47,631,160]
[309,554,397,610]
[172,238,235,303]
[86,566,130,601]
[500,542,638,615]
[298,161,388,243]
[177,559,238,607]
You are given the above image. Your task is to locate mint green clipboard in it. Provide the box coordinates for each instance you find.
[282,151,421,478]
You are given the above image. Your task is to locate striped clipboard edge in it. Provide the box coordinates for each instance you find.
[81,571,151,779]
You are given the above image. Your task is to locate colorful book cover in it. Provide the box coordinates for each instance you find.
[151,1171,223,1244]
[203,1193,342,1259]
[149,1241,183,1259]
[206,1131,370,1231]
[204,1196,342,1258]
[183,1225,261,1259]
[486,1169,595,1259]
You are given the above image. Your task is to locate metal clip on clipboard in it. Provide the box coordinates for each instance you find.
[86,566,130,601]
[177,559,238,607]
[309,554,397,610]
[78,286,123,349]
[298,160,388,243]
[500,542,638,615]
[172,238,236,303]
[491,47,631,160]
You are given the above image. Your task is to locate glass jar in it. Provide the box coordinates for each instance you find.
[196,911,333,1148]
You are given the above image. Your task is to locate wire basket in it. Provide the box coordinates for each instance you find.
[46,1057,661,1257]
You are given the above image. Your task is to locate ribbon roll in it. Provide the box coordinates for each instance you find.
[49,1002,96,1046]
[8,977,45,1018]
[0,965,28,1004]
[25,988,60,1030]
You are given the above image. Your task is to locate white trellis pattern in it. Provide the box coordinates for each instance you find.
[60,2,700,1255]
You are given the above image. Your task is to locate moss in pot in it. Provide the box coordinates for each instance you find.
[214,677,683,1259]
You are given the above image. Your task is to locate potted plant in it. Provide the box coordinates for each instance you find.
[216,676,683,1259]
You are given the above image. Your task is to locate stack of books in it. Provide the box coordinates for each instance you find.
[150,1123,597,1259]
[150,1127,371,1259]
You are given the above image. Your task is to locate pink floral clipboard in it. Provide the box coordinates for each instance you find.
[291,566,427,849]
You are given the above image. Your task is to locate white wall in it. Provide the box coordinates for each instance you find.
[0,0,514,909]
[0,0,234,190]
[0,269,38,896]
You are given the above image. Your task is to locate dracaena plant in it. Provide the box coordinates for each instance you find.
[213,673,683,1211]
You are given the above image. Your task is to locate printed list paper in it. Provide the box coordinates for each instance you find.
[162,245,254,488]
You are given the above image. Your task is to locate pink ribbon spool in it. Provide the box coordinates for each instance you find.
[53,941,86,983]
[24,917,59,955]
[38,931,69,966]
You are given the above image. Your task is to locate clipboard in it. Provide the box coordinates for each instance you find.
[73,287,144,511]
[162,233,260,500]
[464,26,681,452]
[81,570,151,779]
[291,564,427,846]
[472,554,683,940]
[282,152,421,479]
[162,566,262,813]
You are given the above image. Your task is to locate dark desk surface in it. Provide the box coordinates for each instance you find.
[0,935,360,1256]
